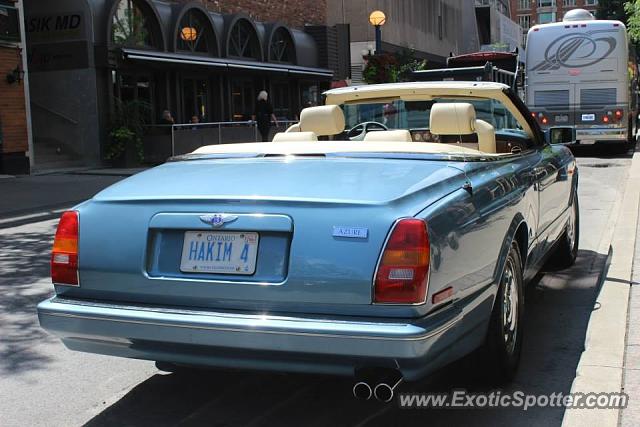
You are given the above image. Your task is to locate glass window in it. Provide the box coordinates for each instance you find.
[182,78,209,122]
[518,0,530,10]
[538,12,556,23]
[537,0,555,7]
[111,0,159,48]
[112,72,154,123]
[269,28,295,63]
[177,10,216,55]
[585,0,597,5]
[518,15,531,30]
[230,79,254,121]
[300,83,318,109]
[271,82,290,119]
[341,98,523,136]
[228,20,261,60]
[563,0,576,6]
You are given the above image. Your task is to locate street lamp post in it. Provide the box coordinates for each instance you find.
[368,10,386,54]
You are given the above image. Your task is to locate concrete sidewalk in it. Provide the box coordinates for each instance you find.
[563,152,640,427]
[0,167,146,227]
[621,188,640,426]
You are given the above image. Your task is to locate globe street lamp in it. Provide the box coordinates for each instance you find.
[368,10,386,54]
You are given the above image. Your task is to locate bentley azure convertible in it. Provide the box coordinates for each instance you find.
[38,82,578,402]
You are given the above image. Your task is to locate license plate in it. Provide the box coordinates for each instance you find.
[180,231,259,275]
[555,115,569,123]
[581,114,595,121]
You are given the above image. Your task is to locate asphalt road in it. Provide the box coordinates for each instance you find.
[0,147,633,427]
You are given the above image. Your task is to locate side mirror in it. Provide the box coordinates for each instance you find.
[546,127,575,144]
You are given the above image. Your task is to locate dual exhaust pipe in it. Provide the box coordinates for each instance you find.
[352,371,403,403]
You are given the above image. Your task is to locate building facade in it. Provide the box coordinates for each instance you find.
[0,0,31,174]
[327,0,523,85]
[476,0,523,52]
[23,0,333,171]
[510,0,599,46]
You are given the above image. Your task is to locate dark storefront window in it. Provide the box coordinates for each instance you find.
[269,28,295,63]
[176,10,216,55]
[182,78,209,122]
[111,0,160,48]
[271,82,290,119]
[301,83,319,109]
[111,71,155,123]
[231,79,255,121]
[228,20,261,60]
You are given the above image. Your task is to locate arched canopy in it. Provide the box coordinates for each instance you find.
[225,16,262,60]
[174,4,219,55]
[268,26,296,64]
[109,0,164,49]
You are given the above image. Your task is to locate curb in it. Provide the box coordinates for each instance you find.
[562,152,640,427]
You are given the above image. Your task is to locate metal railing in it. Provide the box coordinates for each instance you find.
[169,120,298,156]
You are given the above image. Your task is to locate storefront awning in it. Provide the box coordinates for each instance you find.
[121,49,334,79]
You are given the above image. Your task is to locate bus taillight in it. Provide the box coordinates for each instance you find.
[615,110,624,120]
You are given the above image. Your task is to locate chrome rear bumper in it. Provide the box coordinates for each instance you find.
[37,294,490,380]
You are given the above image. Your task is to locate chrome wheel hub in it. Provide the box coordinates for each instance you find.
[502,259,518,354]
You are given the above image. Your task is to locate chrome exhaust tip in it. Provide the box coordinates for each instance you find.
[373,383,394,403]
[373,376,403,403]
[352,381,373,400]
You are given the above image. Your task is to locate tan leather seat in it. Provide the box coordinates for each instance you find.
[363,129,413,142]
[429,103,496,153]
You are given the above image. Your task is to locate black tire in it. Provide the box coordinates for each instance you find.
[552,194,579,268]
[481,242,525,385]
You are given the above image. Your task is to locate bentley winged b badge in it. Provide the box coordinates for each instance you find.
[199,213,239,228]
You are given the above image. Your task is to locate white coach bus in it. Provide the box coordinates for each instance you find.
[525,8,638,148]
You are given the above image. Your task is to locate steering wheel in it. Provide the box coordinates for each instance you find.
[346,122,388,140]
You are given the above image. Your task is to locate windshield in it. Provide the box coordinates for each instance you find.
[341,98,524,136]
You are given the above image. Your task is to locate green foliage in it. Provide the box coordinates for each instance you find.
[362,49,428,84]
[112,2,150,47]
[105,99,149,162]
[626,0,640,43]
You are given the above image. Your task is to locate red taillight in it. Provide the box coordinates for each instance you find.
[603,115,610,123]
[615,110,623,120]
[541,116,548,125]
[51,211,79,286]
[374,219,429,304]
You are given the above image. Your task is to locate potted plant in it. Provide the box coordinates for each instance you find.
[105,99,149,167]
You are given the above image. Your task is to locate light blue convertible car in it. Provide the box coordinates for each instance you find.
[38,82,578,402]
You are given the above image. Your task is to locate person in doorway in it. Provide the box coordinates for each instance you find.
[190,115,200,124]
[161,110,175,125]
[252,91,278,142]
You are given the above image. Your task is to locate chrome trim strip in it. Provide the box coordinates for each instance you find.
[42,303,462,342]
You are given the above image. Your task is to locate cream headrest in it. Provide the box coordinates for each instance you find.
[429,103,476,135]
[299,105,345,136]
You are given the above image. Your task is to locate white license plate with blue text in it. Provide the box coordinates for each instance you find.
[180,231,259,275]
[581,114,595,121]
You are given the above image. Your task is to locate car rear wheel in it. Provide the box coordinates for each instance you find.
[481,242,524,385]
[552,194,579,268]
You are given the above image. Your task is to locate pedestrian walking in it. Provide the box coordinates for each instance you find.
[253,91,278,142]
